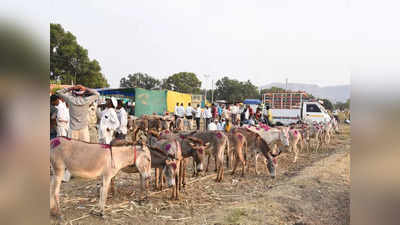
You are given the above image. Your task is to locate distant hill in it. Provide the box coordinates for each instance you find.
[260,83,350,103]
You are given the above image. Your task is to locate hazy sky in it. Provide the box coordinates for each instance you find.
[47,0,356,88]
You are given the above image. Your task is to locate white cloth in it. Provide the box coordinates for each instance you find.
[201,109,206,119]
[99,108,119,144]
[185,106,194,117]
[208,122,218,131]
[205,108,212,118]
[231,106,238,114]
[177,106,185,117]
[195,108,202,118]
[245,109,249,120]
[174,105,179,116]
[217,122,224,131]
[56,102,69,136]
[116,107,128,135]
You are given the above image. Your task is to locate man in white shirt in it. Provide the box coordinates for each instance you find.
[174,103,179,121]
[194,104,202,130]
[116,100,128,139]
[99,97,120,144]
[177,103,185,118]
[204,105,212,130]
[55,97,70,137]
[208,119,218,131]
[217,118,225,131]
[185,102,194,130]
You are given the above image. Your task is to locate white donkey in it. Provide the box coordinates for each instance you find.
[288,128,304,162]
[246,125,290,174]
[50,137,153,218]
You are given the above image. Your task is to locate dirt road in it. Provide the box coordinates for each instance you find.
[52,125,350,225]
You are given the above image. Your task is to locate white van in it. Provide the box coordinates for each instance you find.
[268,101,331,125]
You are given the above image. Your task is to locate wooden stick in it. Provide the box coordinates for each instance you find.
[169,217,191,221]
[69,214,90,223]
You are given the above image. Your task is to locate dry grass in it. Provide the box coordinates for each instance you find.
[51,125,351,225]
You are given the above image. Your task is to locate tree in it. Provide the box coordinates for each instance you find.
[335,99,350,110]
[214,77,260,103]
[161,72,202,94]
[50,23,109,88]
[320,98,334,111]
[120,73,161,89]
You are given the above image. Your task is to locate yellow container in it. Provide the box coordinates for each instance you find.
[166,90,192,113]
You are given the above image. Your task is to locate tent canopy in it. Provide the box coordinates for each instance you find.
[96,88,135,97]
[243,99,261,105]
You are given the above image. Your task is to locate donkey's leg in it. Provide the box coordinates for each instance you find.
[109,177,115,196]
[255,153,260,175]
[182,158,187,188]
[192,159,197,177]
[155,168,159,190]
[99,176,112,216]
[176,161,180,200]
[231,152,239,176]
[293,145,298,163]
[50,174,63,217]
[214,155,218,172]
[51,167,65,218]
[205,154,211,173]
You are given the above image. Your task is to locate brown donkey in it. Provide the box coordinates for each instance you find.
[50,137,152,218]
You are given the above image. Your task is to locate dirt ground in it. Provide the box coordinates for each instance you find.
[51,125,351,225]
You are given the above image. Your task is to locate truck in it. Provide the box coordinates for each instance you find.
[262,92,331,125]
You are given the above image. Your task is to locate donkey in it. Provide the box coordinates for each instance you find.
[288,128,304,163]
[50,137,152,218]
[232,126,290,178]
[190,131,230,182]
[117,138,183,200]
[227,131,248,177]
[158,130,209,189]
[303,123,323,151]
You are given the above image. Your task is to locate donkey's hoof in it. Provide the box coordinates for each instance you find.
[50,212,62,221]
[90,209,104,217]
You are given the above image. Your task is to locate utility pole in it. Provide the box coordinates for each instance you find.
[211,79,214,103]
[203,74,210,104]
[285,78,288,91]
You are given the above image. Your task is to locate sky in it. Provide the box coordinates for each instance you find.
[7,0,400,90]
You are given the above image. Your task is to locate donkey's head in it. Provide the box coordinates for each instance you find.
[163,157,178,188]
[135,145,152,180]
[186,136,210,172]
[278,127,290,148]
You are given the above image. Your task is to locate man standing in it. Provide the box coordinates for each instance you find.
[194,104,202,130]
[174,102,179,123]
[88,101,98,143]
[231,103,238,125]
[185,102,194,130]
[204,105,212,130]
[116,100,128,139]
[56,97,70,137]
[56,85,99,142]
[178,103,185,119]
[99,98,120,144]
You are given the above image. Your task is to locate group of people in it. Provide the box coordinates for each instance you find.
[173,102,274,131]
[50,85,130,145]
[50,85,132,181]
